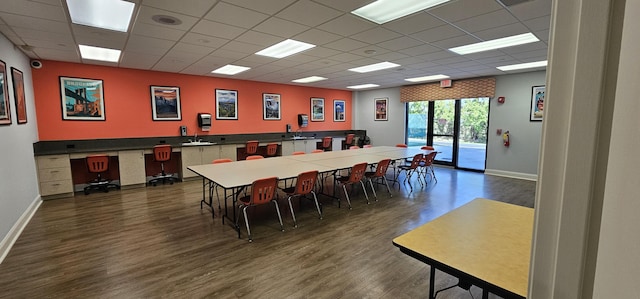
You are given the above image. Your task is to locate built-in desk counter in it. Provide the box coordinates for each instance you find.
[33,130,365,199]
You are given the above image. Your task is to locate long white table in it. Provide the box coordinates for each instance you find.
[187,146,433,237]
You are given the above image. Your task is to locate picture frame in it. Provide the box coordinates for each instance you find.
[311,97,324,121]
[374,97,388,121]
[11,67,26,124]
[530,85,545,121]
[215,89,238,120]
[60,76,105,121]
[333,99,345,122]
[0,60,11,125]
[150,86,181,121]
[263,93,281,120]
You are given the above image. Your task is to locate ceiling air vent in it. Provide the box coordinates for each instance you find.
[499,0,532,6]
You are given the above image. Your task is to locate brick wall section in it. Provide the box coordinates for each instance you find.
[400,77,496,102]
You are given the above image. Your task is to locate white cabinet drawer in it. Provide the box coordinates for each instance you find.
[37,154,70,169]
[40,179,73,196]
[38,167,72,182]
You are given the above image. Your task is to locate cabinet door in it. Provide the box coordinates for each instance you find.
[201,146,219,165]
[306,139,320,153]
[181,147,202,178]
[219,144,238,161]
[281,141,295,156]
[333,137,345,151]
[118,150,147,186]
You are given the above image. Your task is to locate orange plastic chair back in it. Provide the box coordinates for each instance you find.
[86,155,109,173]
[153,144,172,162]
[248,177,278,205]
[409,153,424,169]
[373,159,391,177]
[322,136,332,149]
[266,143,278,156]
[292,151,305,155]
[246,155,264,160]
[345,134,355,145]
[246,140,259,155]
[294,170,318,195]
[363,145,373,148]
[349,145,360,150]
[395,144,408,148]
[348,163,368,183]
[421,146,435,151]
[213,158,232,164]
[422,152,437,166]
[311,149,324,153]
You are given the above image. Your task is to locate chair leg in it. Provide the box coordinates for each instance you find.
[382,176,392,197]
[241,206,252,242]
[287,195,298,228]
[273,201,284,232]
[342,184,352,209]
[368,178,377,200]
[311,191,322,219]
[359,181,370,204]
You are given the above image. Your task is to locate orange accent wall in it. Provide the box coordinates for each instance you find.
[32,60,352,141]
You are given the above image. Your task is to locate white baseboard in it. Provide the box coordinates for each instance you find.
[0,196,41,264]
[485,169,538,181]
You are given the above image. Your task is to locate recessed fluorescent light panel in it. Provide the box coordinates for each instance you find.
[405,74,450,83]
[347,84,380,89]
[211,65,251,75]
[66,0,135,32]
[79,45,121,62]
[449,33,540,55]
[497,60,548,71]
[292,76,328,83]
[255,39,316,58]
[352,0,450,24]
[348,61,400,73]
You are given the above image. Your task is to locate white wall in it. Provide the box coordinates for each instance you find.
[353,72,545,179]
[0,34,40,263]
[353,87,405,146]
[486,71,546,180]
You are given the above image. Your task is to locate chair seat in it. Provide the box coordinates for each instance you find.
[281,186,296,194]
[238,195,251,205]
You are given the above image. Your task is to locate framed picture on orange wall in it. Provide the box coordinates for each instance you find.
[333,100,345,122]
[263,93,281,120]
[0,60,11,125]
[11,67,26,124]
[215,89,238,120]
[311,97,324,121]
[60,76,105,121]
[150,86,181,121]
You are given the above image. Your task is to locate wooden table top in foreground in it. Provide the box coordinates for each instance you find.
[393,198,534,298]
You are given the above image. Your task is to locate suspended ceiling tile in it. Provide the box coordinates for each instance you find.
[349,27,402,45]
[383,12,445,35]
[220,41,264,54]
[472,23,530,40]
[136,6,200,32]
[180,33,229,48]
[329,52,366,63]
[131,22,185,41]
[377,36,425,52]
[222,0,297,15]
[234,31,281,47]
[427,0,503,23]
[0,13,70,35]
[505,0,552,21]
[0,0,66,22]
[253,17,310,38]
[316,14,375,37]
[397,44,442,56]
[125,35,176,56]
[431,35,482,49]
[323,38,368,52]
[454,10,520,33]
[411,25,467,43]
[276,0,342,27]
[293,28,343,46]
[191,19,247,40]
[141,0,218,18]
[120,52,162,69]
[204,2,270,29]
[524,15,551,32]
[304,46,343,58]
[72,25,128,49]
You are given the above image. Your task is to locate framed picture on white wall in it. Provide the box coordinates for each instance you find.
[530,85,545,121]
[375,98,388,121]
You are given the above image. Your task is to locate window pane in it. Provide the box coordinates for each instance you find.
[407,102,428,146]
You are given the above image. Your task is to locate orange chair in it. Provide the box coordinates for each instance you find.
[419,151,438,183]
[84,154,120,195]
[349,145,360,150]
[363,144,373,148]
[311,149,324,153]
[344,133,355,149]
[421,145,435,151]
[246,155,264,160]
[395,144,408,148]
[212,158,233,164]
[335,162,369,209]
[292,151,305,155]
[281,170,321,227]
[397,153,424,191]
[245,140,259,156]
[321,136,332,151]
[148,145,178,186]
[266,143,278,157]
[236,176,283,242]
[365,159,392,200]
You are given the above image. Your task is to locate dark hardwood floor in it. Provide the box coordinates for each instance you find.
[0,168,535,298]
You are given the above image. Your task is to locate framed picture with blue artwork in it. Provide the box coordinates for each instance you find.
[530,85,545,121]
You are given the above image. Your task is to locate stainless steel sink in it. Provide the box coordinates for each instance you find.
[181,141,215,146]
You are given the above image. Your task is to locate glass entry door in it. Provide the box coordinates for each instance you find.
[457,98,489,170]
[432,100,455,165]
